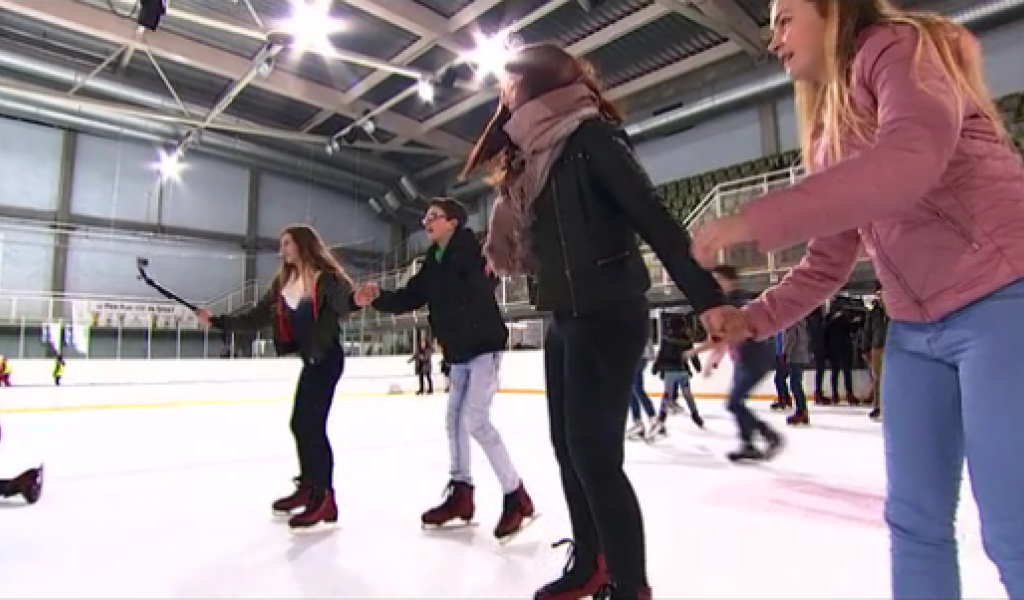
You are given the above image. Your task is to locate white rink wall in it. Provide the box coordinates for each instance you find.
[0,351,873,412]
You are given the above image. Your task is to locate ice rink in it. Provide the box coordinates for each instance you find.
[0,381,1007,598]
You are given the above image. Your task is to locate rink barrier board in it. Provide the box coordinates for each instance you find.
[0,352,873,414]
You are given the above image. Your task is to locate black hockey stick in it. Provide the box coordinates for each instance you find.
[136,257,199,312]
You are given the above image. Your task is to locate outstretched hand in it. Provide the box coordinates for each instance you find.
[699,305,752,345]
[195,308,212,327]
[353,282,380,307]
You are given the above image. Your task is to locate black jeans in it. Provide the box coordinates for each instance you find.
[418,370,433,393]
[290,348,345,490]
[545,298,649,590]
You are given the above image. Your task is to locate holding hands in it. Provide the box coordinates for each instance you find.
[353,282,380,307]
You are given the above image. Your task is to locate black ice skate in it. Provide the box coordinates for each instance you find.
[727,443,766,463]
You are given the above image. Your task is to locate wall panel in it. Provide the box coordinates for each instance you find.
[0,222,55,292]
[161,156,249,236]
[0,119,63,211]
[70,135,162,224]
[257,173,391,251]
[64,235,244,301]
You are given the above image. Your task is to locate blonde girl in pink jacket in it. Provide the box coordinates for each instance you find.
[692,1,1024,598]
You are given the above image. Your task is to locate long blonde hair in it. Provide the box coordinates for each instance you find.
[793,0,1007,168]
[273,224,352,295]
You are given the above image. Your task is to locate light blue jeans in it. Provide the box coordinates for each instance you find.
[447,351,520,494]
[884,276,1024,598]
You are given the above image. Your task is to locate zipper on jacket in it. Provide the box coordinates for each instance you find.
[868,226,929,320]
[550,180,579,316]
[924,203,981,251]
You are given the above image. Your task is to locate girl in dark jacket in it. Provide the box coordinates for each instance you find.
[199,224,356,531]
[461,43,736,600]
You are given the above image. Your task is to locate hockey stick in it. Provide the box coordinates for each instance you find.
[136,257,199,312]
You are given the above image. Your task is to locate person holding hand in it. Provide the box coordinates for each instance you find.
[691,1,1024,597]
[356,198,534,543]
[197,224,358,532]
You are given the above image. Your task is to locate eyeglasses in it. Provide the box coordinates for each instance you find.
[422,212,448,223]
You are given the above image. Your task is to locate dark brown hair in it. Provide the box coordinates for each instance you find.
[459,43,623,185]
[273,224,353,293]
[427,197,468,228]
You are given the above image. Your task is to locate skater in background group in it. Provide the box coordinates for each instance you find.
[692,0,1024,596]
[462,43,741,599]
[781,314,812,426]
[651,318,703,434]
[703,265,783,462]
[626,339,658,441]
[860,283,887,421]
[410,338,434,395]
[52,353,65,386]
[354,198,534,542]
[199,224,356,531]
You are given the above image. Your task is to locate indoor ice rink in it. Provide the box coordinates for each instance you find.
[0,364,1007,598]
[0,0,1023,598]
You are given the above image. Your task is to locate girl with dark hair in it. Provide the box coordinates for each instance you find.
[199,224,357,531]
[462,43,741,599]
[693,0,1024,596]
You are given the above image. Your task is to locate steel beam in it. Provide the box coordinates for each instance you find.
[390,3,668,146]
[0,0,472,156]
[686,0,767,58]
[301,0,504,132]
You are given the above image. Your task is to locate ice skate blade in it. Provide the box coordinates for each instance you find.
[422,520,478,531]
[497,513,540,546]
[289,520,340,535]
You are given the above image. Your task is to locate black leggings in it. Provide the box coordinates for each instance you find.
[290,349,344,490]
[545,298,650,590]
[418,370,433,393]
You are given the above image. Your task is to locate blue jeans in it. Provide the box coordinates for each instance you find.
[884,277,1024,598]
[662,370,698,416]
[630,358,656,420]
[446,351,520,494]
[727,360,771,443]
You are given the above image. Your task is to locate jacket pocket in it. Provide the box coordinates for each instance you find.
[595,250,630,266]
[921,199,981,251]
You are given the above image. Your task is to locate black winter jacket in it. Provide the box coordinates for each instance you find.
[525,118,725,316]
[211,271,355,364]
[652,334,701,376]
[373,228,508,365]
[860,303,889,351]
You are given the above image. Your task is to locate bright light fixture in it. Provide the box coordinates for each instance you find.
[283,0,344,53]
[465,29,515,81]
[156,149,183,181]
[417,78,434,102]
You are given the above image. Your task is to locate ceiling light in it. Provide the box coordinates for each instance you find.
[464,29,515,81]
[417,78,434,102]
[156,149,183,181]
[283,0,344,53]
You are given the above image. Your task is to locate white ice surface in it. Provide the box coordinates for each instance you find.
[0,383,1007,598]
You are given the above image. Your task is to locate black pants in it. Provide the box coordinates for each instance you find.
[828,352,855,398]
[290,349,344,490]
[773,357,790,399]
[545,298,649,590]
[418,370,433,393]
